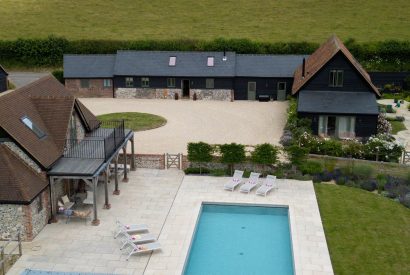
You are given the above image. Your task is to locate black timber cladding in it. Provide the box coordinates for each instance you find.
[297,90,379,115]
[0,65,8,92]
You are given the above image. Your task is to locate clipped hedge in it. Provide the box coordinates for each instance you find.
[1,36,410,70]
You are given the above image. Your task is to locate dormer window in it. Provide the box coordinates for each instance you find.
[207,57,214,67]
[21,116,46,139]
[169,56,176,66]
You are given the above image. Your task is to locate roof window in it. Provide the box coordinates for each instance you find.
[21,116,46,139]
[207,57,214,67]
[169,56,176,66]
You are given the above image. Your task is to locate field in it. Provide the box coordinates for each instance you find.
[315,183,410,274]
[0,0,409,42]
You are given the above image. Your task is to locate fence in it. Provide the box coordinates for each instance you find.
[0,228,22,275]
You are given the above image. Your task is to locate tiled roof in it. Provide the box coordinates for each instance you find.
[0,75,75,168]
[63,54,116,78]
[75,99,100,132]
[0,144,48,204]
[292,35,380,97]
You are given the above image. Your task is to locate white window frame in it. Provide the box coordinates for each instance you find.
[318,115,355,138]
[103,79,112,88]
[167,78,176,88]
[206,78,214,89]
[169,56,176,66]
[21,116,47,139]
[141,77,150,88]
[125,77,133,88]
[207,57,214,67]
[329,70,344,87]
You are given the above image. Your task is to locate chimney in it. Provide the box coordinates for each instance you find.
[302,58,306,78]
[223,49,227,61]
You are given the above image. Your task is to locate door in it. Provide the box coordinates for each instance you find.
[247,82,256,100]
[277,82,287,101]
[182,80,190,98]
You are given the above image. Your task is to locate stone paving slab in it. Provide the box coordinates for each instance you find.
[8,169,333,275]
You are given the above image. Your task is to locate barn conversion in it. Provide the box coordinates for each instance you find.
[64,35,380,138]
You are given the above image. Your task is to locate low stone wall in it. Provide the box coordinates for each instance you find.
[190,89,233,101]
[116,88,182,99]
[135,154,166,169]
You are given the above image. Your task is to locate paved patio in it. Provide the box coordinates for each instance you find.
[80,99,288,154]
[9,169,333,275]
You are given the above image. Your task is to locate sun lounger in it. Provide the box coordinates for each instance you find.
[224,170,244,191]
[256,175,278,196]
[124,240,162,260]
[114,220,149,239]
[119,232,157,250]
[239,172,261,193]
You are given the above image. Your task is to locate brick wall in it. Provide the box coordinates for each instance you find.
[65,79,114,98]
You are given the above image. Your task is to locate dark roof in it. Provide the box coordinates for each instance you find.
[75,99,100,131]
[114,51,237,77]
[236,54,308,77]
[292,35,380,97]
[297,90,379,115]
[0,64,8,76]
[0,144,48,204]
[0,76,75,168]
[64,55,116,78]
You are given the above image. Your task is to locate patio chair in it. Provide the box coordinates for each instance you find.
[59,195,74,210]
[256,175,278,196]
[82,191,94,205]
[223,170,244,191]
[119,232,157,250]
[123,240,162,260]
[114,220,149,239]
[239,172,261,193]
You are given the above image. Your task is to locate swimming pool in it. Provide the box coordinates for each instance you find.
[183,203,294,275]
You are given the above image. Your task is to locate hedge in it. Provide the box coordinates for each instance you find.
[1,36,410,71]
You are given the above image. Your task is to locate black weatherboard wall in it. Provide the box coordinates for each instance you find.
[234,77,293,100]
[0,66,8,92]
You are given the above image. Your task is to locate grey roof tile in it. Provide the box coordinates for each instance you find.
[64,55,116,78]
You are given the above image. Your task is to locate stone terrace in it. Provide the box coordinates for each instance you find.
[8,169,333,275]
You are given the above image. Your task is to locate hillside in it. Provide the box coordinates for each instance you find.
[0,0,409,42]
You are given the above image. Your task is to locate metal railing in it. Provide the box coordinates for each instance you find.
[64,139,105,159]
[0,228,22,275]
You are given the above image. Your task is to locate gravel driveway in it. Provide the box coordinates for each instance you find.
[80,98,288,154]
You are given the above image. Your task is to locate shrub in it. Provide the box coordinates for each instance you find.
[342,139,365,159]
[352,164,374,179]
[364,134,404,162]
[336,176,347,185]
[184,167,210,174]
[320,171,334,182]
[210,169,227,177]
[251,143,279,167]
[377,113,392,134]
[52,69,64,84]
[376,174,388,193]
[219,143,246,175]
[286,145,309,166]
[298,160,323,175]
[279,130,293,147]
[345,180,358,188]
[318,139,343,157]
[360,180,377,192]
[187,142,213,174]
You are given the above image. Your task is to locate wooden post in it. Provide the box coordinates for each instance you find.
[18,229,22,256]
[113,155,120,195]
[1,246,4,275]
[103,167,111,209]
[122,147,128,182]
[91,177,100,226]
[49,177,57,223]
[165,153,168,170]
[130,136,136,171]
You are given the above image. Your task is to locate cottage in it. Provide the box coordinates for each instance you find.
[0,65,8,93]
[0,76,136,240]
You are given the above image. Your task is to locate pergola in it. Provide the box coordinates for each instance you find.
[48,121,135,225]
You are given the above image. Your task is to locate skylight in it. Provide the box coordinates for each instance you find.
[207,57,214,67]
[169,56,176,66]
[21,116,46,139]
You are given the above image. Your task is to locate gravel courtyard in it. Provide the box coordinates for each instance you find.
[81,99,288,154]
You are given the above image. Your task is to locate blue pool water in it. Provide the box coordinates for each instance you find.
[183,204,294,275]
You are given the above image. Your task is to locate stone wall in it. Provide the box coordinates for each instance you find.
[3,142,42,173]
[0,189,50,241]
[115,88,233,101]
[65,79,113,98]
[66,111,86,141]
[115,88,182,99]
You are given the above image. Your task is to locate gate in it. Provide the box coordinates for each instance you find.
[166,153,181,169]
[0,228,22,275]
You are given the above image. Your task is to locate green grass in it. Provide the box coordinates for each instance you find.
[97,112,166,132]
[390,120,407,134]
[0,0,409,42]
[315,183,410,274]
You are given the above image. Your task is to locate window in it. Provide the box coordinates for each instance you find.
[277,82,286,91]
[21,116,46,139]
[318,115,355,138]
[167,78,176,88]
[141,77,150,87]
[125,77,133,88]
[169,56,176,66]
[80,79,89,88]
[37,195,43,213]
[329,70,344,87]
[206,78,214,89]
[207,57,214,67]
[103,79,112,88]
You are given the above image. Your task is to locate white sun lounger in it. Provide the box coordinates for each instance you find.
[223,170,244,191]
[114,220,149,239]
[256,175,278,196]
[119,232,157,250]
[124,240,162,260]
[239,172,261,193]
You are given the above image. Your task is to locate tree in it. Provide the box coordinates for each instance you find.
[219,143,246,175]
[187,142,213,174]
[251,143,279,170]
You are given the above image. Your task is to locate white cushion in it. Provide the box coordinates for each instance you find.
[61,195,70,205]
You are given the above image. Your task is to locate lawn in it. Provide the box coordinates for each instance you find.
[315,183,410,274]
[0,0,409,42]
[97,112,167,132]
[390,120,407,134]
